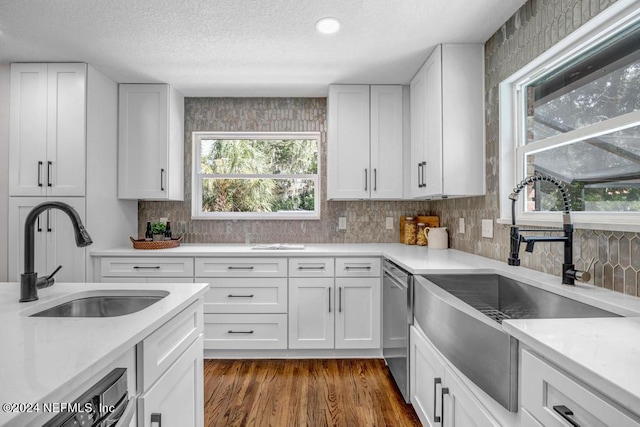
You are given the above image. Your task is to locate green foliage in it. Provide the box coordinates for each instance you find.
[200,139,317,213]
[151,222,166,234]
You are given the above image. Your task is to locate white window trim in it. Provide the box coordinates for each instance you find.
[191,131,321,220]
[498,0,640,232]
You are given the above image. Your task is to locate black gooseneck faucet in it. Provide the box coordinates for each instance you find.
[507,174,590,285]
[20,201,93,302]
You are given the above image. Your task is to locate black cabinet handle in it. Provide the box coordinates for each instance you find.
[433,377,442,423]
[47,161,52,187]
[160,168,165,191]
[228,266,255,270]
[421,161,427,188]
[417,163,422,188]
[339,287,342,313]
[151,413,162,427]
[328,287,331,313]
[344,266,371,270]
[364,168,368,191]
[133,266,161,269]
[37,161,43,187]
[297,266,325,270]
[37,215,42,232]
[46,210,51,232]
[553,405,580,427]
[374,168,377,191]
[228,330,254,334]
[227,294,254,298]
[441,387,449,426]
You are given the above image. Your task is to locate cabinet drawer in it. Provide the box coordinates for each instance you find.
[336,257,381,277]
[289,257,335,277]
[101,257,194,277]
[139,300,203,391]
[521,349,640,427]
[195,257,286,277]
[199,277,287,314]
[204,313,287,350]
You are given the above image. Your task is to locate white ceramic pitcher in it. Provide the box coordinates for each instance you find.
[424,227,448,249]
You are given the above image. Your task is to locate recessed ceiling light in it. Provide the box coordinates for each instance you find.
[315,17,341,35]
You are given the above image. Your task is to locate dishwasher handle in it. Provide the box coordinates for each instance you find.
[384,270,408,290]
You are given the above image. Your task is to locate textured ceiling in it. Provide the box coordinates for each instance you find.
[0,0,526,97]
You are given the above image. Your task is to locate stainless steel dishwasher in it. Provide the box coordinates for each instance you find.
[382,259,413,403]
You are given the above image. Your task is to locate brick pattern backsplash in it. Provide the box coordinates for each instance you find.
[138,98,432,245]
[139,0,640,298]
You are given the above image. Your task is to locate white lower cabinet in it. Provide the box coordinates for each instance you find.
[410,326,499,427]
[137,301,204,427]
[289,259,381,350]
[521,349,640,427]
[138,334,204,427]
[289,277,334,349]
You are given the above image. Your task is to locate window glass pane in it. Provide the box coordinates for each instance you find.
[525,25,640,144]
[200,139,318,175]
[201,178,316,213]
[525,126,640,212]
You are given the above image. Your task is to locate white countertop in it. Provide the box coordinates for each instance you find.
[92,242,640,413]
[0,281,208,426]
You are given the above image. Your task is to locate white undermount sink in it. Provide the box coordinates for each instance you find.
[252,244,305,250]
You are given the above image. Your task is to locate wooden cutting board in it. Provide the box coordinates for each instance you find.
[399,216,439,244]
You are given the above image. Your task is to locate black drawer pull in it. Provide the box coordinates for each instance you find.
[297,266,325,270]
[228,294,254,298]
[344,266,371,270]
[433,377,442,422]
[441,387,449,426]
[133,266,161,269]
[228,266,255,270]
[47,161,52,187]
[553,405,580,427]
[37,161,43,187]
[228,330,254,334]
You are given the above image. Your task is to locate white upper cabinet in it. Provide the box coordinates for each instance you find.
[118,84,184,201]
[328,84,405,200]
[9,63,87,197]
[409,44,485,199]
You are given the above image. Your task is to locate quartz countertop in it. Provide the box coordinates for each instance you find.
[0,281,208,426]
[92,242,640,413]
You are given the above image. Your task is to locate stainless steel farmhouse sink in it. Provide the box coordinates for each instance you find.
[414,274,620,412]
[29,290,169,318]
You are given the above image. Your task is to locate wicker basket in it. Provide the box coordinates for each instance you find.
[130,235,183,250]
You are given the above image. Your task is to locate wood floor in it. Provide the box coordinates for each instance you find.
[204,359,421,427]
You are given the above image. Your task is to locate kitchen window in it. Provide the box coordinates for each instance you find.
[191,132,320,220]
[500,2,640,230]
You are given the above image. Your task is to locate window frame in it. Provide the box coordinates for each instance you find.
[499,1,640,232]
[191,131,321,220]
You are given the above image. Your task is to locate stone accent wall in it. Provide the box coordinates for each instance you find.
[138,98,431,244]
[430,0,640,297]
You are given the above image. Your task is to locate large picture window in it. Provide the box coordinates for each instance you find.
[192,132,320,220]
[500,3,640,229]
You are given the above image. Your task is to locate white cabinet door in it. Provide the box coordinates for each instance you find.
[118,84,184,201]
[443,366,500,427]
[288,278,334,349]
[46,63,87,197]
[422,45,444,197]
[410,326,446,427]
[409,44,484,199]
[370,85,404,199]
[335,277,380,349]
[138,335,204,427]
[327,85,370,199]
[9,63,86,197]
[8,197,86,283]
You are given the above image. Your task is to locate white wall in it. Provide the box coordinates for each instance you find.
[0,65,10,281]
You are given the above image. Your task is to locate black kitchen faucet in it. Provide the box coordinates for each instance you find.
[507,174,590,285]
[19,201,93,302]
